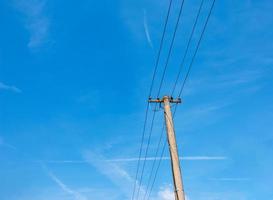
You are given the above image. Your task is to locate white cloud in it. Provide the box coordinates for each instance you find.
[14,0,50,49]
[39,160,87,164]
[120,0,166,47]
[155,185,190,200]
[209,178,250,182]
[0,82,22,93]
[175,102,230,132]
[107,156,227,162]
[0,136,17,150]
[157,186,174,200]
[143,9,154,49]
[83,150,142,198]
[37,156,227,164]
[184,67,266,97]
[48,171,87,200]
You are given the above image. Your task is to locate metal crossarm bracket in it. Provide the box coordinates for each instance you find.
[148,96,182,104]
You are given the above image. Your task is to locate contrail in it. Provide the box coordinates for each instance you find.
[107,156,227,162]
[40,162,87,200]
[143,9,154,49]
[39,156,227,164]
[48,171,87,200]
[209,178,250,181]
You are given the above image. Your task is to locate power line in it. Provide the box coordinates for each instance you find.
[131,1,173,199]
[134,0,216,198]
[146,137,168,200]
[131,103,150,200]
[139,3,187,192]
[171,0,205,96]
[144,0,205,198]
[142,124,165,200]
[145,0,217,198]
[137,0,186,197]
[148,0,174,98]
[178,0,216,98]
[157,0,185,98]
[172,0,216,117]
[135,107,157,200]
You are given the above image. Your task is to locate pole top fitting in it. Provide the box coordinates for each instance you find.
[148,96,182,104]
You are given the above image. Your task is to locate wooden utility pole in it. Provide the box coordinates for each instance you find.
[149,96,185,200]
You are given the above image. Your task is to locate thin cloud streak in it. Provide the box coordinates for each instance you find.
[151,185,191,200]
[38,156,227,164]
[184,67,266,97]
[40,160,87,164]
[0,136,17,150]
[156,186,174,200]
[48,171,87,200]
[143,9,154,49]
[108,156,227,162]
[83,150,142,198]
[209,178,251,182]
[14,0,50,49]
[0,82,22,93]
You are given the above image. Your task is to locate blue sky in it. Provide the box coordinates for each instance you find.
[1,0,273,199]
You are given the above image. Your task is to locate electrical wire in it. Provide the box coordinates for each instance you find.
[157,0,185,98]
[145,0,217,198]
[146,137,168,200]
[142,124,165,200]
[137,1,187,196]
[131,103,150,200]
[171,0,205,96]
[135,107,157,200]
[149,0,174,98]
[178,0,216,98]
[142,0,205,196]
[140,2,188,193]
[131,1,174,199]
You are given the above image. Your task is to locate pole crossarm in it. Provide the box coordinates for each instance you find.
[148,96,182,104]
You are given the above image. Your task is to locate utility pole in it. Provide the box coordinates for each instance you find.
[149,96,185,200]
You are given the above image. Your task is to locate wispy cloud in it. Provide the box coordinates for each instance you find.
[40,160,87,164]
[107,156,227,162]
[215,69,265,88]
[157,186,174,200]
[153,185,190,200]
[208,178,250,182]
[0,82,22,93]
[83,151,190,199]
[143,9,154,49]
[14,0,50,49]
[83,150,141,198]
[47,171,87,200]
[0,136,17,150]
[184,69,265,97]
[36,156,227,164]
[176,102,230,132]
